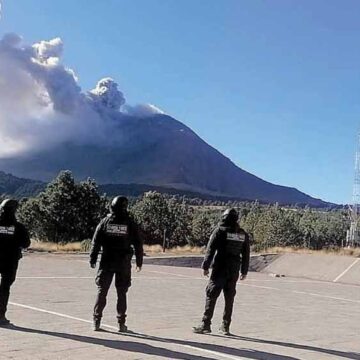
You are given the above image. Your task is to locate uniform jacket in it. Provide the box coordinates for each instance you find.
[0,215,30,266]
[202,222,250,276]
[90,212,143,271]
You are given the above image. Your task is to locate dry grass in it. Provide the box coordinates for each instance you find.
[29,240,83,252]
[258,246,360,257]
[29,241,360,257]
[144,244,205,255]
[29,241,205,255]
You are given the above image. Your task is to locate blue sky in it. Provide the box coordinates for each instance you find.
[1,0,360,204]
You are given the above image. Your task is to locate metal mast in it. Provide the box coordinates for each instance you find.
[347,133,360,247]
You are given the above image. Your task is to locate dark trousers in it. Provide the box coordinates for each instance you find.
[202,272,239,326]
[0,263,18,318]
[93,262,131,324]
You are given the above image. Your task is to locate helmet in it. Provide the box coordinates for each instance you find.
[0,199,19,214]
[221,208,238,225]
[110,196,128,215]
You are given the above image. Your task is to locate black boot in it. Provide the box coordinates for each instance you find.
[0,316,11,326]
[92,318,101,331]
[192,322,211,334]
[118,323,128,333]
[219,321,230,335]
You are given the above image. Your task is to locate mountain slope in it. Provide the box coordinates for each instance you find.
[0,114,329,206]
[0,171,45,197]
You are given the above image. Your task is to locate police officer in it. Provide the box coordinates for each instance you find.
[0,199,30,326]
[90,196,143,332]
[193,208,250,335]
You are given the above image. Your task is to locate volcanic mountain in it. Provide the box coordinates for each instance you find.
[0,113,329,206]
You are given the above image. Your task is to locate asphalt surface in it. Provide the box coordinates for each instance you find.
[0,253,359,360]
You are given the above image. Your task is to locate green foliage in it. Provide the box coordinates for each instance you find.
[14,172,349,250]
[18,171,107,243]
[80,239,92,252]
[131,191,192,246]
[240,204,348,251]
[190,210,219,246]
[0,171,45,198]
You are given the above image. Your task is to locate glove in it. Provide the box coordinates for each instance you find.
[90,262,96,269]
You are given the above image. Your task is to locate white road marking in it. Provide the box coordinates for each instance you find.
[17,276,195,281]
[17,276,93,279]
[9,302,248,360]
[182,344,248,360]
[292,291,360,304]
[9,301,109,327]
[246,279,321,284]
[240,283,282,291]
[15,276,326,287]
[143,269,203,279]
[333,258,360,283]
[145,269,319,283]
[144,269,360,304]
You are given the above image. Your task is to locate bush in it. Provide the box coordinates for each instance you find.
[190,210,218,246]
[15,172,350,250]
[131,191,192,247]
[80,239,92,252]
[18,171,107,243]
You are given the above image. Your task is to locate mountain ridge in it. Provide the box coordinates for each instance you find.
[0,114,331,206]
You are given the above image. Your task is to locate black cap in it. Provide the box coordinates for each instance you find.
[110,196,128,214]
[0,199,19,213]
[221,208,239,224]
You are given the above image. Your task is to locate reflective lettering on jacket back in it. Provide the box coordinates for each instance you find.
[0,226,15,236]
[226,232,245,256]
[106,224,128,236]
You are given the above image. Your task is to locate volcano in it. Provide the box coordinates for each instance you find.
[0,113,329,206]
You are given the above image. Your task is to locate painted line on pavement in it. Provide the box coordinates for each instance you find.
[333,259,360,283]
[143,269,203,279]
[17,276,93,279]
[182,345,248,360]
[17,276,178,280]
[246,279,321,284]
[144,269,360,304]
[241,283,282,291]
[9,302,247,360]
[292,291,360,304]
[9,301,104,327]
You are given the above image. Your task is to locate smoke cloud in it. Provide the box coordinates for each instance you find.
[0,33,165,158]
[124,103,165,118]
[88,77,126,111]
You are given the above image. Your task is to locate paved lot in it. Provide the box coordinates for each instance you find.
[1,253,359,360]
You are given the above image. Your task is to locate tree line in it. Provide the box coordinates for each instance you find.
[12,171,349,250]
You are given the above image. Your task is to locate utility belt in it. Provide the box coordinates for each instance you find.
[101,247,133,258]
[0,247,22,261]
[0,255,20,269]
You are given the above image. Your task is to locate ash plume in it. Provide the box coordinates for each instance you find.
[124,103,165,117]
[0,33,165,158]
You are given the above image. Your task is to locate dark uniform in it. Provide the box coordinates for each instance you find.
[90,196,143,332]
[193,208,250,335]
[0,199,30,326]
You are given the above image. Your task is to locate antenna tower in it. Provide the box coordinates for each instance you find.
[347,133,360,247]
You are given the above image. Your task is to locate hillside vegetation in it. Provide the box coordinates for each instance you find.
[13,171,349,252]
[0,171,45,197]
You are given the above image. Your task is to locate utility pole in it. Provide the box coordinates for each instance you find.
[162,229,167,253]
[347,133,360,247]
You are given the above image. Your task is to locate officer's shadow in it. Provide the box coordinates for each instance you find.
[208,333,359,360]
[6,324,300,360]
[116,330,359,360]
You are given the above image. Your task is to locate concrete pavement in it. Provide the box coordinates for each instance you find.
[0,253,359,360]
